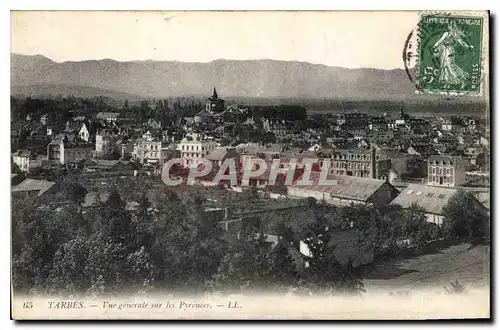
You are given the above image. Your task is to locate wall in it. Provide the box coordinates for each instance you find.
[368,183,400,206]
[425,213,444,226]
[63,148,94,164]
[13,156,29,172]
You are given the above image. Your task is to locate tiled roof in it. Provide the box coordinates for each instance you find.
[205,149,228,161]
[11,179,55,197]
[90,160,131,167]
[390,184,457,215]
[12,149,31,158]
[96,112,120,119]
[290,172,388,202]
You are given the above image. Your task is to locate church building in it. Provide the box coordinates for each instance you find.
[205,87,225,113]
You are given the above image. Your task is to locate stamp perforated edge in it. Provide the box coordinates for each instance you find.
[414,10,488,96]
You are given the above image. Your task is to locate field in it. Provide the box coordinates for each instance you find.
[362,242,490,293]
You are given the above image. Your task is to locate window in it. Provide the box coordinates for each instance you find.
[426,193,434,197]
[437,194,446,199]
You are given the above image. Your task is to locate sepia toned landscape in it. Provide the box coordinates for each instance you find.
[10,11,490,320]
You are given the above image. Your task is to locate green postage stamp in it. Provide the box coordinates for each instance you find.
[417,14,484,95]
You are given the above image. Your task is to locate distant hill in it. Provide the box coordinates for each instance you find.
[11,84,143,101]
[11,54,424,100]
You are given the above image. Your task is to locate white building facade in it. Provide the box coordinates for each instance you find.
[178,133,218,168]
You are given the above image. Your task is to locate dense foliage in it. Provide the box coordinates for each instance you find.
[12,178,462,297]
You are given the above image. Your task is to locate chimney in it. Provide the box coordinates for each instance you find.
[371,147,377,179]
[224,207,232,221]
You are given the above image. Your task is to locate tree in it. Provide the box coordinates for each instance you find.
[46,237,90,294]
[301,230,365,295]
[400,203,432,248]
[94,188,134,247]
[442,190,489,240]
[62,179,88,205]
[210,225,273,294]
[132,192,156,251]
[12,203,76,294]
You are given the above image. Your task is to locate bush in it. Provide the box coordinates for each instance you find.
[445,279,466,294]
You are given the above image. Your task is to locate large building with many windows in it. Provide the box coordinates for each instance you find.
[317,148,391,180]
[47,137,93,165]
[427,155,467,187]
[133,138,164,164]
[178,133,218,168]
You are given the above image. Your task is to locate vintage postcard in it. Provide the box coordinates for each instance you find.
[10,10,490,320]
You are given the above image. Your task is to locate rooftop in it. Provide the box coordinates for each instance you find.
[290,172,389,202]
[96,112,120,118]
[390,184,457,215]
[12,149,31,158]
[11,179,56,197]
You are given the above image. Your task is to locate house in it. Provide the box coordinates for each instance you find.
[427,155,467,187]
[82,159,134,172]
[147,118,162,130]
[79,123,91,142]
[368,117,387,131]
[95,129,119,155]
[12,149,31,172]
[194,110,216,124]
[287,173,399,207]
[205,148,241,168]
[40,113,55,126]
[317,148,391,180]
[11,178,56,199]
[132,138,164,164]
[96,112,120,123]
[308,144,322,152]
[47,137,93,165]
[269,122,292,140]
[390,184,484,226]
[178,133,218,168]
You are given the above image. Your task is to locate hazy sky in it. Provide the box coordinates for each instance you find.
[11,11,421,69]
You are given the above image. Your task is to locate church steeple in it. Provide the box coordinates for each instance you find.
[212,86,218,100]
[206,86,224,113]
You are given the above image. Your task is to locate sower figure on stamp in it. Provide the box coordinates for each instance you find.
[431,21,474,89]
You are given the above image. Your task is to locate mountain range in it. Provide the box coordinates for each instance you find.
[12,53,424,100]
